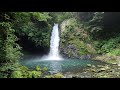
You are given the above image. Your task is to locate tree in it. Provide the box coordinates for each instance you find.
[12,12,52,53]
[0,12,22,65]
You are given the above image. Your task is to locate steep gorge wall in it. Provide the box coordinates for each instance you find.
[59,18,96,59]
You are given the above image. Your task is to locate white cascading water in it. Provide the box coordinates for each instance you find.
[41,23,62,60]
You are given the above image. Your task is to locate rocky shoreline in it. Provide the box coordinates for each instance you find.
[63,64,120,78]
[59,54,120,78]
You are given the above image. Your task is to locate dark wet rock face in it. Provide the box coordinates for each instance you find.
[61,44,77,58]
[79,55,92,60]
[60,44,92,60]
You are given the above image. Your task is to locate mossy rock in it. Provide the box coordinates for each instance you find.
[104,65,110,69]
[98,75,110,78]
[97,65,104,68]
[54,73,64,78]
[44,75,54,78]
[91,65,96,68]
[87,64,92,67]
[96,73,113,78]
[90,68,96,72]
[98,68,106,72]
[106,59,117,64]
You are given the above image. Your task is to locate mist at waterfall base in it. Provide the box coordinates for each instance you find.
[20,24,105,74]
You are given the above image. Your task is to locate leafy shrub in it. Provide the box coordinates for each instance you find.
[28,71,42,78]
[36,65,40,71]
[107,49,120,56]
[0,22,22,64]
[93,36,120,54]
[13,12,52,49]
[11,71,23,78]
[0,63,44,78]
[42,67,47,71]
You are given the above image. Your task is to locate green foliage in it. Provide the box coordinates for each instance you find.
[89,12,104,24]
[13,12,52,48]
[85,12,104,39]
[0,63,46,78]
[0,63,21,78]
[74,12,104,39]
[0,22,22,64]
[13,12,51,24]
[5,28,22,63]
[42,67,47,71]
[107,49,120,56]
[36,65,40,71]
[0,63,18,72]
[11,71,23,78]
[44,73,64,78]
[69,39,89,55]
[93,36,120,54]
[49,12,74,23]
[31,12,51,21]
[60,18,94,57]
[73,12,95,22]
[28,71,42,78]
[1,12,120,78]
[0,64,43,78]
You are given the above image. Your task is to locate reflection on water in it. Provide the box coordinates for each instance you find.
[49,61,62,74]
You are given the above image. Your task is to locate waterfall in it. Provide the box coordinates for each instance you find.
[49,24,59,57]
[41,23,62,60]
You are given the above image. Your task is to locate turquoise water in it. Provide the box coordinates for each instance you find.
[20,56,106,73]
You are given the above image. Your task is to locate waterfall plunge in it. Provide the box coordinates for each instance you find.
[41,24,63,61]
[49,24,60,57]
